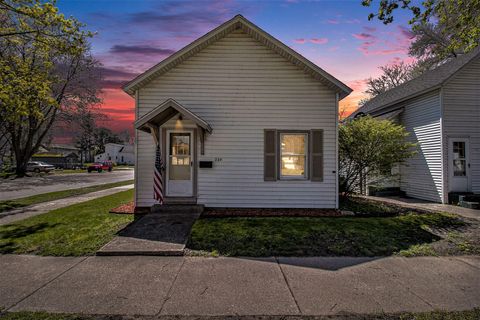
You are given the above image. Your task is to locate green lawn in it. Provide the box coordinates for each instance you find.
[0,180,133,213]
[187,211,466,257]
[2,309,479,320]
[53,169,86,174]
[0,189,133,256]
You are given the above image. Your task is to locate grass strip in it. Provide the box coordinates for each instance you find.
[0,180,133,213]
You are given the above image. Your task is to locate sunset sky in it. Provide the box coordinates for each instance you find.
[57,0,415,138]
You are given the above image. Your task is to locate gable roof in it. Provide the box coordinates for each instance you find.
[352,47,480,117]
[135,98,212,134]
[123,15,352,99]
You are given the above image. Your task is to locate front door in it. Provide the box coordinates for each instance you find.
[166,131,194,197]
[448,138,471,192]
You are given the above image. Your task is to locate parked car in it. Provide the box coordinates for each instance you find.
[87,161,113,173]
[26,161,55,173]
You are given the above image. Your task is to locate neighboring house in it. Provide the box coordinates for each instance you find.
[31,152,80,169]
[95,143,135,165]
[351,48,480,204]
[123,15,352,209]
[47,144,81,157]
[32,144,81,169]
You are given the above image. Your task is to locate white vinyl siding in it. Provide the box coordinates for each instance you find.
[442,57,480,194]
[135,29,337,208]
[398,90,443,202]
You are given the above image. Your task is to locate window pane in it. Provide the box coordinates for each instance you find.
[170,134,190,156]
[453,142,465,159]
[453,159,466,176]
[281,134,305,155]
[280,133,307,178]
[281,156,305,176]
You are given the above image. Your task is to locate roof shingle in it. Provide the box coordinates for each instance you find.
[351,47,480,117]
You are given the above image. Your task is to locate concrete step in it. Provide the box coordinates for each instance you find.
[151,204,204,214]
[96,237,185,256]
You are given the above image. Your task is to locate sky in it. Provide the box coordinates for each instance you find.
[56,0,416,141]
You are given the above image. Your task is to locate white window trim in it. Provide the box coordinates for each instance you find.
[279,132,309,180]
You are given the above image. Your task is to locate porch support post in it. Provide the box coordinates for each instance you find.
[146,124,160,146]
[199,127,205,155]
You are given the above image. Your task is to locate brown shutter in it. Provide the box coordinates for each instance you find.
[264,129,277,181]
[310,129,323,181]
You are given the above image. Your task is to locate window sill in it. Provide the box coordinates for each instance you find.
[279,177,309,181]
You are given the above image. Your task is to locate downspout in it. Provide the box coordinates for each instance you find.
[134,90,139,209]
[335,92,339,209]
[439,87,447,204]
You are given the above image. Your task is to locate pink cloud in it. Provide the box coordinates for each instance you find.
[363,26,377,32]
[359,47,406,56]
[293,38,306,44]
[352,33,376,40]
[326,19,339,24]
[398,26,414,39]
[387,56,417,66]
[329,46,340,52]
[310,38,328,44]
[347,79,368,91]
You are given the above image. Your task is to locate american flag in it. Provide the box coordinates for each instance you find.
[153,144,165,204]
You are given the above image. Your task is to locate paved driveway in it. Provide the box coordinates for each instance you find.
[0,169,134,201]
[0,255,478,316]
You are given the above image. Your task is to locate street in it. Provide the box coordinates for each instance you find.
[0,170,134,201]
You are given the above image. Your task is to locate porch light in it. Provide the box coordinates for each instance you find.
[175,114,184,130]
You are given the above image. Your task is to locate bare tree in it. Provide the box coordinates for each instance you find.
[364,62,414,97]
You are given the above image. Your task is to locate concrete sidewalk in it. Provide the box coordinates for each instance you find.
[0,184,134,226]
[363,195,480,220]
[0,254,478,316]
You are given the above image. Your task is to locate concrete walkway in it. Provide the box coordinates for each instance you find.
[97,212,200,256]
[363,195,480,220]
[0,184,134,226]
[0,254,478,316]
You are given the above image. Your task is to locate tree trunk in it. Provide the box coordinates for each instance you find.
[15,154,29,177]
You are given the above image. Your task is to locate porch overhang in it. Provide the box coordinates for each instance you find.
[134,98,212,134]
[373,107,404,120]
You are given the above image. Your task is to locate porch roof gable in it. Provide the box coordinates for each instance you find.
[134,98,212,134]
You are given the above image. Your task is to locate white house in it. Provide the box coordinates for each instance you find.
[351,48,480,204]
[123,15,352,210]
[95,143,135,165]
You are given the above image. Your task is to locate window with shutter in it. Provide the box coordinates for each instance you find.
[264,129,323,182]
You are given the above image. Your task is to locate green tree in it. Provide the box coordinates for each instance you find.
[339,116,416,195]
[0,0,101,176]
[362,0,480,59]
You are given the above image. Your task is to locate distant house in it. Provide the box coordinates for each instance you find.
[123,15,352,209]
[32,144,80,169]
[31,153,80,169]
[48,144,81,158]
[95,143,135,165]
[351,48,480,203]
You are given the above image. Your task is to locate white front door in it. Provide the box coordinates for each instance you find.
[166,130,194,197]
[448,138,471,192]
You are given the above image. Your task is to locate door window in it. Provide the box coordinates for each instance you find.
[452,141,466,176]
[169,133,191,180]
